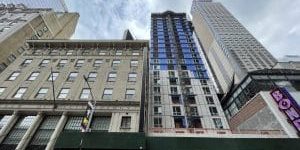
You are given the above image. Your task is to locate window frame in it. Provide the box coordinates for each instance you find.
[57,88,70,99]
[27,72,40,81]
[13,87,27,98]
[120,116,131,129]
[7,72,20,81]
[35,88,49,99]
[102,88,113,100]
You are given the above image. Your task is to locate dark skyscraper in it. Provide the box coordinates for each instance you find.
[149,11,229,134]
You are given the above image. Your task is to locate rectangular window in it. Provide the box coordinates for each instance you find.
[209,107,219,116]
[200,80,208,85]
[112,59,120,67]
[66,50,74,55]
[154,87,160,94]
[13,87,27,98]
[0,115,11,129]
[153,71,160,78]
[187,96,196,104]
[21,59,32,66]
[168,71,175,77]
[213,118,223,129]
[58,88,70,99]
[102,88,113,100]
[181,71,189,78]
[91,117,111,131]
[8,54,16,63]
[128,73,137,82]
[48,72,59,81]
[120,116,131,129]
[3,116,36,145]
[154,106,162,115]
[154,117,162,127]
[154,96,161,104]
[67,72,78,82]
[99,51,106,55]
[116,50,122,55]
[107,72,117,82]
[173,106,181,116]
[154,78,160,85]
[203,87,211,94]
[125,89,135,100]
[87,72,97,82]
[64,116,83,131]
[40,59,50,67]
[132,52,139,56]
[80,88,91,99]
[75,59,85,67]
[171,96,180,104]
[0,87,6,96]
[170,87,178,94]
[29,116,60,147]
[35,88,48,99]
[130,60,138,67]
[49,50,58,55]
[190,107,199,116]
[27,72,39,81]
[93,59,103,67]
[82,50,89,55]
[58,59,68,67]
[206,96,215,104]
[7,72,20,81]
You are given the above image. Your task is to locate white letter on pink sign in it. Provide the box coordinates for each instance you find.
[278,98,291,110]
[271,90,283,102]
[286,107,300,121]
[293,119,300,132]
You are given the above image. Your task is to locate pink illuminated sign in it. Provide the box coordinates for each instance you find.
[270,88,300,133]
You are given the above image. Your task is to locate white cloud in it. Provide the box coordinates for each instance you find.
[66,0,300,58]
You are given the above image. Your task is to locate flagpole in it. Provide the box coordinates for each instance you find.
[50,67,57,109]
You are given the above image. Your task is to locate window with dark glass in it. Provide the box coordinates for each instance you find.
[3,116,36,146]
[64,116,83,131]
[91,117,111,131]
[28,116,60,147]
[120,116,131,129]
[154,117,162,127]
[206,96,215,104]
[173,106,181,116]
[209,107,219,116]
[213,118,223,129]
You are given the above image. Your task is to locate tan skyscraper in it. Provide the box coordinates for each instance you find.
[191,0,277,93]
[0,4,79,72]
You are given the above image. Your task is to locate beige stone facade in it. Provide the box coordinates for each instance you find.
[0,5,79,72]
[0,39,149,149]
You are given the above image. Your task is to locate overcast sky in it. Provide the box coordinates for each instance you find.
[65,0,300,59]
